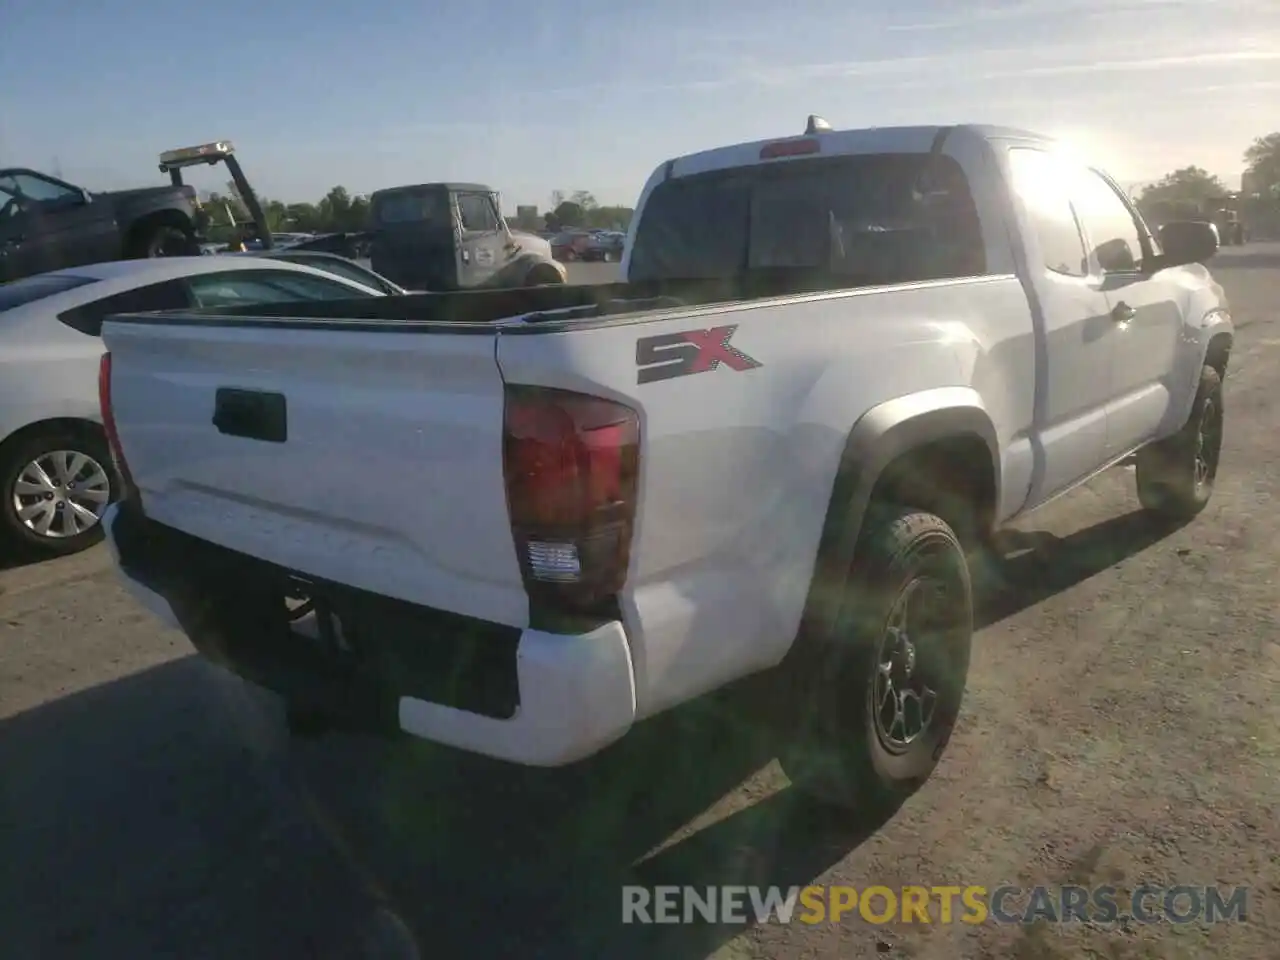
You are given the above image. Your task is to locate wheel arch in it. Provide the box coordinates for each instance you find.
[797,388,1000,647]
[0,416,106,460]
[1204,330,1232,379]
[124,207,195,256]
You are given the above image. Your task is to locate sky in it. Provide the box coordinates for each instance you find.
[3,0,1277,211]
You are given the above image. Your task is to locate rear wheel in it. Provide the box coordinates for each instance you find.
[130,222,195,259]
[778,506,973,813]
[0,429,116,557]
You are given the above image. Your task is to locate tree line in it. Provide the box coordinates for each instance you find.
[199,183,634,241]
[1133,131,1280,222]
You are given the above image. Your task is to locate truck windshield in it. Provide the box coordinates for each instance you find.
[628,152,986,285]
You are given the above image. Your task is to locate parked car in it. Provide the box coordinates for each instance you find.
[580,231,626,262]
[248,249,410,295]
[0,257,387,558]
[100,118,1230,814]
[551,230,593,262]
[367,182,565,291]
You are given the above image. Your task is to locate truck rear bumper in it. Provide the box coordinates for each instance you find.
[103,502,637,767]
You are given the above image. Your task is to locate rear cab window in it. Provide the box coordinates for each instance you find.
[0,274,99,313]
[628,152,988,286]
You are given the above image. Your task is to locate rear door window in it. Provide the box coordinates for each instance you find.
[57,279,191,336]
[186,270,377,309]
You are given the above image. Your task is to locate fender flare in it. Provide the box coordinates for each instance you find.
[799,387,1000,643]
[1199,310,1233,373]
[1166,307,1233,431]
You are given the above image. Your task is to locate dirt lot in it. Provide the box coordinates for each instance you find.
[1,249,1277,959]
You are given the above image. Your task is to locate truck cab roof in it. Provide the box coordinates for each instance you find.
[371,183,493,196]
[660,123,1054,181]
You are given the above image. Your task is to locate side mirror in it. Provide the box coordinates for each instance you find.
[1158,220,1219,267]
[78,189,92,205]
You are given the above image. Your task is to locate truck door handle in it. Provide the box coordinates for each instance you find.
[1111,302,1136,325]
[213,388,288,443]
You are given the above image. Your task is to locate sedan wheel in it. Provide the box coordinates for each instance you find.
[1,433,116,557]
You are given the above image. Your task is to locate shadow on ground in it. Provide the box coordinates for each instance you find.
[0,508,1179,959]
[974,507,1183,628]
[0,543,60,573]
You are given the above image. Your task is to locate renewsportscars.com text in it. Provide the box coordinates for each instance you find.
[621,884,1249,926]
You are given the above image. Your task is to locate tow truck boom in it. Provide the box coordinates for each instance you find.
[158,140,273,249]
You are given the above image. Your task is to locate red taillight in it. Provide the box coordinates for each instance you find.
[98,353,136,495]
[503,385,640,612]
[760,138,820,160]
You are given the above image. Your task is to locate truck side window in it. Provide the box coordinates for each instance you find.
[1006,148,1088,277]
[1072,169,1145,274]
[456,193,500,233]
[1,171,78,205]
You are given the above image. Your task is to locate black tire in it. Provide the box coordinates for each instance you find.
[526,264,564,286]
[131,222,195,259]
[1134,365,1223,521]
[777,506,973,812]
[0,429,117,558]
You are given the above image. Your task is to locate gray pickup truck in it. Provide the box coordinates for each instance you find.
[367,182,566,291]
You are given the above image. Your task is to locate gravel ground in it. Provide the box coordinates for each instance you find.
[1,248,1276,959]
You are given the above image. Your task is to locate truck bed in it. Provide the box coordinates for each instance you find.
[142,270,940,331]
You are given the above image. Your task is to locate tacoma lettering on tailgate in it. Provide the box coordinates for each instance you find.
[635,325,762,385]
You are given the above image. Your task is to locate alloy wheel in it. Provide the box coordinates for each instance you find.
[11,449,112,539]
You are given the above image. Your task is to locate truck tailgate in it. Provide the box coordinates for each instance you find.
[102,319,528,628]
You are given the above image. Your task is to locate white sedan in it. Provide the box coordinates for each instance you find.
[0,256,387,558]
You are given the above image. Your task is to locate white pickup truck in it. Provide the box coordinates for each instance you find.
[99,119,1231,812]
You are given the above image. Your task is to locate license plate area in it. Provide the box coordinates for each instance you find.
[121,509,522,722]
[276,571,522,720]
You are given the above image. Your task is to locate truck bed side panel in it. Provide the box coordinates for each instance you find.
[496,278,1036,718]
